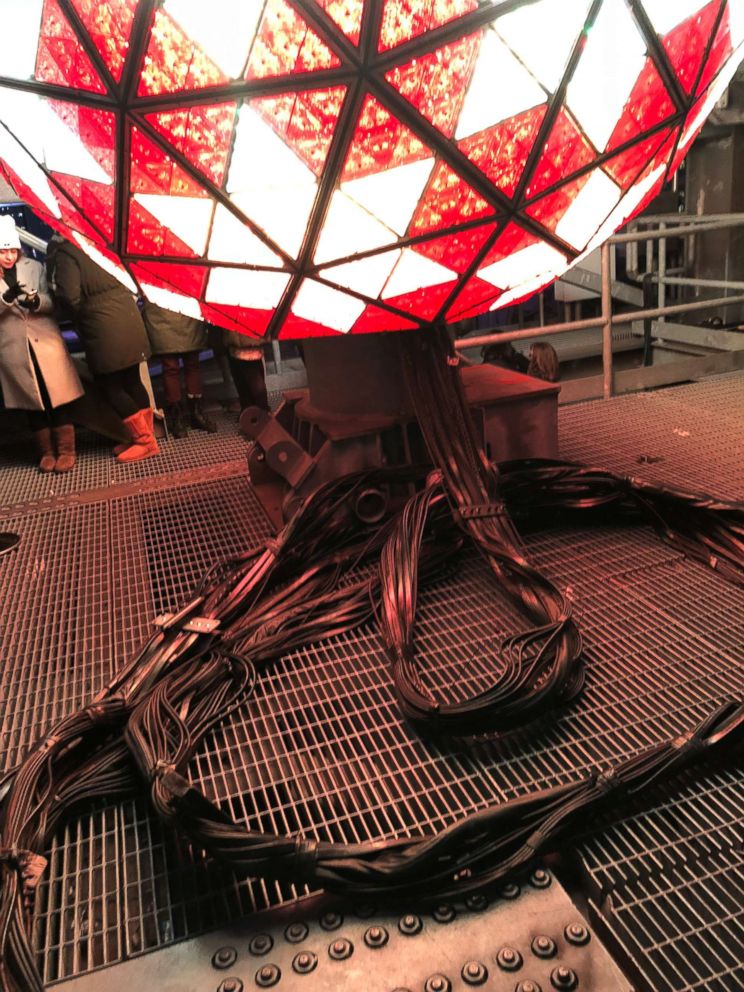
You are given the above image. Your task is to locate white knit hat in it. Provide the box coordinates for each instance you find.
[0,215,22,251]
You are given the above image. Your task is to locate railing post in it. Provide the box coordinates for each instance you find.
[601,240,613,399]
[658,222,667,320]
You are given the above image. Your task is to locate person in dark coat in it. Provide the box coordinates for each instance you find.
[223,329,269,414]
[45,235,158,463]
[0,217,83,472]
[141,300,216,437]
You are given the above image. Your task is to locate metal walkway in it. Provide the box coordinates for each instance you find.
[0,376,741,989]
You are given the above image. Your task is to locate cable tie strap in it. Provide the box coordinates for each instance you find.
[264,538,282,558]
[594,768,616,794]
[150,760,177,783]
[456,501,507,521]
[294,835,319,873]
[671,730,696,751]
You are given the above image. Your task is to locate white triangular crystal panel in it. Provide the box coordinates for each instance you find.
[478,241,566,289]
[0,0,43,80]
[227,107,318,258]
[314,191,395,264]
[381,248,455,298]
[322,249,401,298]
[730,0,744,47]
[642,0,709,35]
[342,158,435,236]
[495,0,592,92]
[0,117,61,219]
[208,204,282,266]
[555,169,621,250]
[206,267,290,309]
[163,0,262,77]
[0,87,111,184]
[491,270,559,310]
[566,0,647,151]
[454,30,546,139]
[583,163,668,256]
[141,283,203,320]
[292,278,365,332]
[134,193,213,255]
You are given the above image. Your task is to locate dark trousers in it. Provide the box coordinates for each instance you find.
[96,365,149,420]
[228,356,268,411]
[161,352,202,404]
[27,349,73,431]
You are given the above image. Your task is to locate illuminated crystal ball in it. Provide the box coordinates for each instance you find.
[1,0,742,340]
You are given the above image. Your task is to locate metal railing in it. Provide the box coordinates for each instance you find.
[455,214,744,400]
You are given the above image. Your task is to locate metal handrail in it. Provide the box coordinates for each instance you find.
[455,213,744,399]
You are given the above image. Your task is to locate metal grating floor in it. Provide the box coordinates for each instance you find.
[0,373,741,988]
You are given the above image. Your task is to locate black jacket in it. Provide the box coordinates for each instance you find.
[46,237,150,374]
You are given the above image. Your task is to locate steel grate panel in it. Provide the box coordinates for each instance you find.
[577,767,744,992]
[0,373,738,986]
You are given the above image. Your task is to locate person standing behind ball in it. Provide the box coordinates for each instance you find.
[141,299,217,437]
[0,216,83,473]
[46,234,157,463]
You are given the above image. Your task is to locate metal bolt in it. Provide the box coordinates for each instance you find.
[255,964,281,988]
[212,946,238,970]
[550,966,578,990]
[319,911,343,931]
[424,975,452,992]
[564,923,590,946]
[499,882,521,900]
[292,951,318,974]
[249,934,273,956]
[284,922,309,943]
[364,924,389,948]
[516,982,542,992]
[531,935,557,959]
[398,913,423,936]
[461,960,488,985]
[432,903,456,923]
[497,947,523,971]
[465,894,488,912]
[217,980,243,992]
[530,868,551,889]
[329,938,353,960]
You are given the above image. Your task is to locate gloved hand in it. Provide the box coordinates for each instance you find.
[2,282,25,304]
[18,292,40,311]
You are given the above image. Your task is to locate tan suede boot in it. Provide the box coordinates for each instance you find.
[33,427,56,473]
[53,424,76,473]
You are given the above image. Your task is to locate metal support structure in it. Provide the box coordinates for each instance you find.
[601,241,613,399]
[456,213,744,398]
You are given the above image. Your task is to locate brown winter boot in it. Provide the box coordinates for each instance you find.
[33,427,56,473]
[116,407,159,463]
[53,424,76,473]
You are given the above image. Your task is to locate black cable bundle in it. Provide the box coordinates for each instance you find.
[1,328,743,991]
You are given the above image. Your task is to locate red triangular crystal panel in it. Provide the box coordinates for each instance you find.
[479,222,539,269]
[138,8,228,96]
[127,199,200,258]
[408,161,493,236]
[36,0,106,94]
[247,0,342,78]
[131,261,208,299]
[145,104,239,189]
[445,275,502,321]
[412,222,499,273]
[525,174,591,235]
[662,0,723,94]
[695,4,733,96]
[68,0,137,83]
[523,108,595,200]
[341,95,430,181]
[351,304,419,334]
[48,102,116,179]
[252,87,347,178]
[604,128,673,190]
[50,173,115,243]
[606,58,676,154]
[383,279,460,321]
[458,104,548,199]
[315,0,363,45]
[385,32,482,138]
[378,0,478,52]
[130,127,208,197]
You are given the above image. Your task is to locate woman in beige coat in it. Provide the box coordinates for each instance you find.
[0,217,83,472]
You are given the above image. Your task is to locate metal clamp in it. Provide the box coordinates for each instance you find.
[456,501,506,520]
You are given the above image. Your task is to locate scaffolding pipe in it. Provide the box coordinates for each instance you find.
[601,241,613,399]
